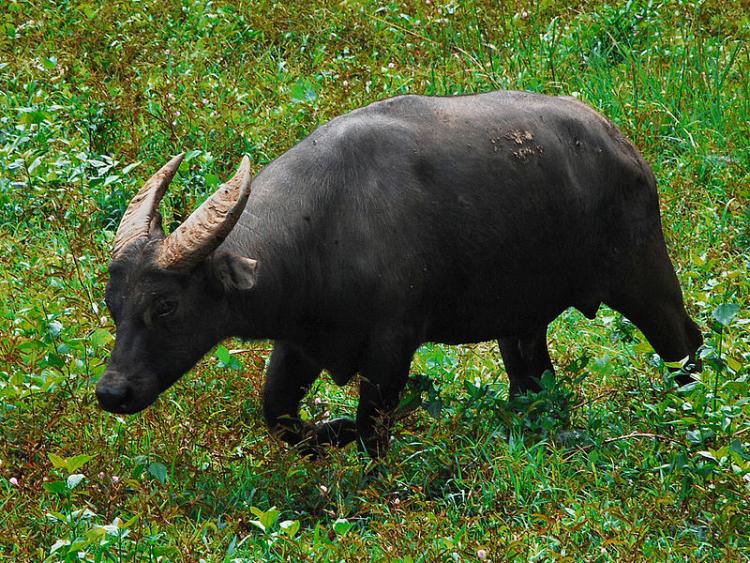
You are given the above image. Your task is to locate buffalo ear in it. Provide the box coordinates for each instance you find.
[210,252,258,292]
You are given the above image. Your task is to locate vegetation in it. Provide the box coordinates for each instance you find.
[1,0,748,560]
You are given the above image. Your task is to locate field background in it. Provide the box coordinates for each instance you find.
[1,0,749,560]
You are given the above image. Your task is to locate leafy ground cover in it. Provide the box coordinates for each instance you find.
[1,0,748,560]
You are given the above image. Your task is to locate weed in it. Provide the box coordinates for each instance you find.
[0,1,748,560]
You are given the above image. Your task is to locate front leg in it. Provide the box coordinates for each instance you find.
[263,342,358,453]
[262,341,321,447]
[356,343,414,458]
[313,417,358,448]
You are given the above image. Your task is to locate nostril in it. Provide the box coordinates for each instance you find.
[96,382,131,408]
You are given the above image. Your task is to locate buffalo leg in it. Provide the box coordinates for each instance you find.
[609,300,702,384]
[262,341,321,447]
[356,343,414,458]
[606,239,703,384]
[263,342,358,452]
[499,325,555,399]
[312,417,359,448]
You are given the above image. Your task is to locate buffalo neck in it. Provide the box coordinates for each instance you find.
[222,255,301,343]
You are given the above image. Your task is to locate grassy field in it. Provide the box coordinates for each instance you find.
[1,0,749,560]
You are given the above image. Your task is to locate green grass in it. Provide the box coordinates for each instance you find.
[1,0,749,560]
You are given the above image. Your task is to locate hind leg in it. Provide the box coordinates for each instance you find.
[499,325,555,398]
[606,239,702,383]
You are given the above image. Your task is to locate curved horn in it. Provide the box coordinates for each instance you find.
[155,156,252,270]
[112,153,185,259]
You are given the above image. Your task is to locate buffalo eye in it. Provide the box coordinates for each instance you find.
[153,298,178,319]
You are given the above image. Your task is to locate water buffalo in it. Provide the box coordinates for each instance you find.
[96,91,702,457]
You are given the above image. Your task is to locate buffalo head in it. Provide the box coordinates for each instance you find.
[96,154,258,414]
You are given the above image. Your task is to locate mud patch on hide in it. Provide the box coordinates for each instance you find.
[506,129,534,145]
[513,145,544,161]
[504,129,543,161]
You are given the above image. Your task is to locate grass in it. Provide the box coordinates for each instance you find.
[1,0,749,560]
